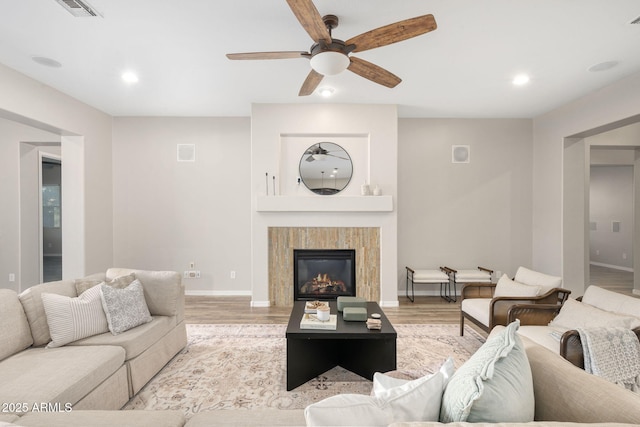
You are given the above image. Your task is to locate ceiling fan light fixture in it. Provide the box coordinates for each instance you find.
[310,51,350,76]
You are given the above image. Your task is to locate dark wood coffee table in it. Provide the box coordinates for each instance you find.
[285,300,397,391]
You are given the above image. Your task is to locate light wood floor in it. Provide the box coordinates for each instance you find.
[185,265,636,329]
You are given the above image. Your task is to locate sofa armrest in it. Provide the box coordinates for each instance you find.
[521,336,640,423]
[507,303,561,325]
[487,288,569,329]
[560,327,640,369]
[460,282,496,300]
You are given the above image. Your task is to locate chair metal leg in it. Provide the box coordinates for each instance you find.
[406,270,414,303]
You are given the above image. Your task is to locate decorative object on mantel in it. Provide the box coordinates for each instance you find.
[361,182,371,196]
[373,185,382,196]
[265,172,269,195]
[272,175,276,196]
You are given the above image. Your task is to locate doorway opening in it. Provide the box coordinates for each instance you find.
[41,153,62,282]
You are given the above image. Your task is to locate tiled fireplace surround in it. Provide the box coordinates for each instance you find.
[268,227,380,306]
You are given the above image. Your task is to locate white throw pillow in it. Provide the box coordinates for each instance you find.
[305,360,452,426]
[440,320,534,423]
[513,266,562,293]
[372,357,455,396]
[41,285,109,348]
[493,274,541,298]
[100,279,152,335]
[549,298,640,331]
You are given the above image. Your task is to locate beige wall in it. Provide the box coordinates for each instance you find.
[0,118,60,291]
[398,118,533,293]
[533,71,640,297]
[0,63,113,280]
[112,117,251,294]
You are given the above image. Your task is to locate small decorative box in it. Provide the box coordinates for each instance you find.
[343,306,367,322]
[337,296,367,312]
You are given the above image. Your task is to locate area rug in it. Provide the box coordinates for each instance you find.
[124,324,485,418]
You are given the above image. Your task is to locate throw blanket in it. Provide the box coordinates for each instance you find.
[577,327,640,392]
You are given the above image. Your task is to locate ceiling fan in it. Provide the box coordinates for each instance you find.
[226,0,437,96]
[304,143,348,162]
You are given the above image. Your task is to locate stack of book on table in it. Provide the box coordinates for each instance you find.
[300,313,337,330]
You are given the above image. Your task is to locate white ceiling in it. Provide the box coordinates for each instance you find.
[1,0,639,118]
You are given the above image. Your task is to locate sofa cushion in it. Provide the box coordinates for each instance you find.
[516,325,561,353]
[106,268,182,317]
[461,298,491,327]
[18,280,77,346]
[41,285,109,348]
[305,363,451,426]
[582,285,640,320]
[101,280,152,335]
[440,320,534,423]
[75,272,136,295]
[514,267,562,293]
[549,298,640,332]
[493,274,541,297]
[0,345,125,412]
[70,315,174,360]
[0,289,33,362]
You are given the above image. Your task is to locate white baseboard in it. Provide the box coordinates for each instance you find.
[379,300,399,308]
[185,290,252,297]
[250,300,271,308]
[589,261,634,273]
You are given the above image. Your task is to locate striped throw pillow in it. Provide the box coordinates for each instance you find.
[41,285,109,348]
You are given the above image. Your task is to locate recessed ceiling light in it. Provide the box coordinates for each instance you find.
[317,87,335,97]
[32,56,62,68]
[512,74,530,86]
[121,71,139,84]
[588,61,619,72]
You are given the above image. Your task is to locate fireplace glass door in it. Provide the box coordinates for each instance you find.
[293,249,356,300]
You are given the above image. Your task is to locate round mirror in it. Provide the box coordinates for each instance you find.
[299,142,353,195]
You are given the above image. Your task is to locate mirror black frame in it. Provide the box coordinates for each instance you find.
[299,142,353,195]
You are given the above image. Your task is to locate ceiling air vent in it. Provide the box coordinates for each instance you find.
[54,0,101,17]
[631,15,640,25]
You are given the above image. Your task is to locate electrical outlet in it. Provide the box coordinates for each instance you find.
[9,273,15,282]
[189,261,195,268]
[230,270,236,279]
[623,253,627,260]
[183,270,201,279]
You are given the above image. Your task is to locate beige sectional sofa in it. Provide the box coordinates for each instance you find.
[0,268,187,426]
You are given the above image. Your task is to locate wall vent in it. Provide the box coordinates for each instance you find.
[54,0,101,17]
[177,144,196,162]
[452,145,470,163]
[631,15,640,25]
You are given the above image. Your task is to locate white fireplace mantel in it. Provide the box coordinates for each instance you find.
[256,195,393,212]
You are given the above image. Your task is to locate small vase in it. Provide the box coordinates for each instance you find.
[372,185,382,196]
[361,183,371,196]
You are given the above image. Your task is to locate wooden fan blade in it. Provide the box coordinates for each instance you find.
[226,51,307,60]
[346,14,437,53]
[298,69,324,96]
[286,0,331,43]
[347,57,401,88]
